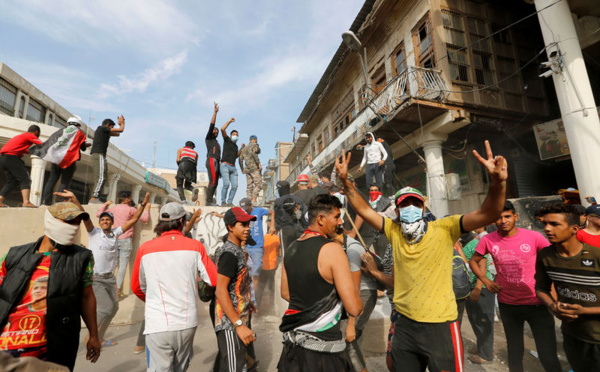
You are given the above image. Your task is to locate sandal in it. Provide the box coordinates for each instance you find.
[101,340,118,347]
[467,354,492,364]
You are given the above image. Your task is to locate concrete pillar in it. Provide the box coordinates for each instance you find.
[149,192,157,205]
[108,173,120,203]
[132,184,142,204]
[29,156,46,206]
[419,133,449,218]
[535,0,600,206]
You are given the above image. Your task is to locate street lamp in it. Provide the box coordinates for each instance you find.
[342,31,370,94]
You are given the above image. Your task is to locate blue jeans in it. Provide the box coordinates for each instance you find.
[220,163,238,204]
[116,238,133,291]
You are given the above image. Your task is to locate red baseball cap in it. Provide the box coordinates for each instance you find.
[223,207,257,225]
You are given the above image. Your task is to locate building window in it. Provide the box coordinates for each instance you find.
[55,115,67,128]
[413,15,436,69]
[331,90,356,132]
[371,66,387,95]
[468,18,490,53]
[473,52,494,86]
[26,99,45,123]
[443,11,469,82]
[18,96,26,118]
[317,134,323,153]
[392,43,407,76]
[47,113,54,127]
[323,127,330,146]
[0,78,17,116]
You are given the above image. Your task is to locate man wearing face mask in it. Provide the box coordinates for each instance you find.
[336,140,508,372]
[176,141,198,202]
[220,118,241,207]
[0,197,100,370]
[57,190,150,348]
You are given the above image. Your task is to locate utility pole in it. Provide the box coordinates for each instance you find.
[535,0,600,206]
[152,140,157,169]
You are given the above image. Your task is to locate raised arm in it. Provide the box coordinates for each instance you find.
[121,193,150,232]
[54,189,94,232]
[221,118,235,139]
[184,208,202,235]
[110,115,125,134]
[206,102,219,139]
[461,141,508,232]
[336,152,383,232]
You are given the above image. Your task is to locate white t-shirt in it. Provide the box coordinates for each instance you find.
[88,226,123,274]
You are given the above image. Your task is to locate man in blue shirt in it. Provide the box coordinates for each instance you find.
[239,198,271,306]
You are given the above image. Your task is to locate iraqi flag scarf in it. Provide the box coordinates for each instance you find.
[31,126,86,169]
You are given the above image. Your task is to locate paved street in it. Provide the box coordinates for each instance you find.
[73,294,572,371]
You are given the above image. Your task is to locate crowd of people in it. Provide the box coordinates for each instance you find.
[0,113,599,372]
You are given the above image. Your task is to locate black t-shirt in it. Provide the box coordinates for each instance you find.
[293,189,318,206]
[221,137,239,165]
[206,123,221,160]
[91,126,112,155]
[217,252,238,278]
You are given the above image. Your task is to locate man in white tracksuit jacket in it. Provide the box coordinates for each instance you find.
[358,132,388,189]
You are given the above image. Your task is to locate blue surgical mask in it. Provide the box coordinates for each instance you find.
[231,135,238,143]
[399,205,423,224]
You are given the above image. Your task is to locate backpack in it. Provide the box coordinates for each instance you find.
[452,249,471,300]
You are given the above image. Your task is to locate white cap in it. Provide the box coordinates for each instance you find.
[67,115,84,126]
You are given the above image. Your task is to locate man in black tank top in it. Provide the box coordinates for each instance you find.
[278,194,363,372]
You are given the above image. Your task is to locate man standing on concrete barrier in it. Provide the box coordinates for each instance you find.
[176,141,198,202]
[470,201,562,372]
[95,191,150,300]
[89,116,125,203]
[220,117,240,207]
[37,116,89,206]
[0,124,42,207]
[536,203,600,372]
[206,103,221,206]
[337,140,508,372]
[132,202,217,371]
[58,190,149,348]
[0,198,100,370]
[239,135,262,204]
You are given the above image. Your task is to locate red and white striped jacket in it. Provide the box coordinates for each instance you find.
[131,230,217,334]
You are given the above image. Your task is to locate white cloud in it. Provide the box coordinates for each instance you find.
[0,0,199,54]
[99,50,188,98]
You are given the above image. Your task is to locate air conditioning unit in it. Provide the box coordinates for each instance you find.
[446,173,462,201]
[268,159,277,170]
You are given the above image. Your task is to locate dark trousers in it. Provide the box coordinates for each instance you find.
[365,163,383,188]
[498,303,561,372]
[391,314,463,372]
[383,163,396,196]
[91,153,107,198]
[0,154,31,197]
[280,226,298,256]
[563,332,600,372]
[176,177,193,201]
[465,289,495,360]
[206,157,220,203]
[42,162,76,205]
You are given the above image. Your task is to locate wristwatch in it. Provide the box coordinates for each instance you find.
[234,319,243,327]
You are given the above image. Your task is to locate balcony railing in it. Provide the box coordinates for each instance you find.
[286,67,447,184]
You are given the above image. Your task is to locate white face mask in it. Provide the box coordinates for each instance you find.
[231,135,239,142]
[44,210,80,246]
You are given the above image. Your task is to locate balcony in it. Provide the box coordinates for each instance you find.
[286,67,448,184]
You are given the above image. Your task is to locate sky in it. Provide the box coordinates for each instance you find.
[0,0,365,202]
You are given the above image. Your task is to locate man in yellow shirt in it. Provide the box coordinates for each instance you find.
[335,140,508,372]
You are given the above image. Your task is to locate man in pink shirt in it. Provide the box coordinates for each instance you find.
[97,191,150,299]
[470,201,561,372]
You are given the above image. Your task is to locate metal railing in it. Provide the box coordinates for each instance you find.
[286,67,447,184]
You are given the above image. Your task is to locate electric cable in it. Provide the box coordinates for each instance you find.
[438,0,563,65]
